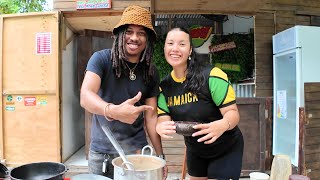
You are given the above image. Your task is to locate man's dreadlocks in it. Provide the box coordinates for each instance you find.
[111,25,155,83]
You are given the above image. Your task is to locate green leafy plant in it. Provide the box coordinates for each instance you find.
[0,0,47,14]
[210,33,254,83]
[153,35,172,80]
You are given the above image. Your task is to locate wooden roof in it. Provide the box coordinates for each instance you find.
[152,0,264,14]
[55,0,264,33]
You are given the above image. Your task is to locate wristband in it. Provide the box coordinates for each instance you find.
[104,103,114,121]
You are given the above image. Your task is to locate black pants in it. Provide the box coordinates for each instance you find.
[187,132,244,180]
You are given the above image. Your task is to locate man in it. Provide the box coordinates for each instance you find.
[80,5,166,178]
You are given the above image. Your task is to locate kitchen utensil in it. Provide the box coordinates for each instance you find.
[9,162,67,180]
[100,122,134,171]
[112,145,165,180]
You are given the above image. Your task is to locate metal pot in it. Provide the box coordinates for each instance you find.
[112,145,165,180]
[9,162,67,180]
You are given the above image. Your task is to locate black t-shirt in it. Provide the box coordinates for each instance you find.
[158,66,242,157]
[86,49,160,154]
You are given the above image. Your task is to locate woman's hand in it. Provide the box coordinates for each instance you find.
[192,119,229,144]
[156,120,176,139]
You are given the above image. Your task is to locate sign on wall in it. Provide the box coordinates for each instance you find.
[76,0,111,10]
[209,41,236,53]
[190,26,212,48]
[36,32,52,55]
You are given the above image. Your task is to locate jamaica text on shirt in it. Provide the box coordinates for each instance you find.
[167,92,198,107]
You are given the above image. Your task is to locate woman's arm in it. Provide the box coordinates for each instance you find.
[144,97,164,155]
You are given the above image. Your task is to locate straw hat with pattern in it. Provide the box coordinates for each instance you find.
[113,5,156,39]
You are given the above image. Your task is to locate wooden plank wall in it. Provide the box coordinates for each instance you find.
[254,0,319,97]
[270,0,318,33]
[254,10,275,97]
[304,83,320,180]
[160,134,185,173]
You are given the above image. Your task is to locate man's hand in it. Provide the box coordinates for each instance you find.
[110,92,154,124]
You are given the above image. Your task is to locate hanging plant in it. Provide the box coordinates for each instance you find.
[210,33,254,83]
[153,35,172,80]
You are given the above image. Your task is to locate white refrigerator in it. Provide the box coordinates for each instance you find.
[272,25,320,166]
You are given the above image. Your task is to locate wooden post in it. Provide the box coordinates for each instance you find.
[299,107,306,175]
[0,16,3,160]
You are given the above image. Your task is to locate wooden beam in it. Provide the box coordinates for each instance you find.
[63,17,78,34]
[83,29,113,38]
[296,10,320,16]
[0,16,3,160]
[60,16,67,50]
[150,0,155,14]
[63,10,123,18]
[3,89,56,95]
[153,10,257,16]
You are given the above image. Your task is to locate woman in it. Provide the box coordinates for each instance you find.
[156,27,244,180]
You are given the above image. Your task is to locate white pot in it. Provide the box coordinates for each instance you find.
[112,146,165,180]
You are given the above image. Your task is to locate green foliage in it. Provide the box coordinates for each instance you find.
[0,0,47,14]
[210,33,254,83]
[153,35,172,80]
[0,0,19,14]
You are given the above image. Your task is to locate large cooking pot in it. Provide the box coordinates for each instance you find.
[112,145,165,180]
[9,162,67,180]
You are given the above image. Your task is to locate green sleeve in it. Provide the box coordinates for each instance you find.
[209,67,236,107]
[157,87,170,116]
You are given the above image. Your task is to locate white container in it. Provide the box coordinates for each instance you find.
[112,146,166,180]
[249,172,270,180]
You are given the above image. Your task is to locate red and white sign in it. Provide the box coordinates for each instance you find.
[24,97,36,106]
[209,41,236,53]
[36,32,52,55]
[76,0,111,9]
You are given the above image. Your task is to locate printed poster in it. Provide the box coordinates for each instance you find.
[276,90,287,119]
[36,32,52,55]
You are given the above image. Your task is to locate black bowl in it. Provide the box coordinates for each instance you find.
[175,121,200,136]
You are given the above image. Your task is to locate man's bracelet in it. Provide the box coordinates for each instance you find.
[104,103,114,121]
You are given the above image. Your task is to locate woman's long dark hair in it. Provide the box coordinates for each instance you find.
[168,27,207,95]
[111,25,155,83]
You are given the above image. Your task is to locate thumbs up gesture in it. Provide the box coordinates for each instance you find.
[109,92,154,124]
